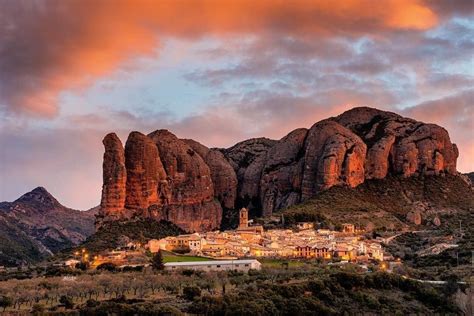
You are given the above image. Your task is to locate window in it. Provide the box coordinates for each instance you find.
[244,264,249,267]
[216,265,221,268]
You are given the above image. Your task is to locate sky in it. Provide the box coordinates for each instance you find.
[0,0,473,209]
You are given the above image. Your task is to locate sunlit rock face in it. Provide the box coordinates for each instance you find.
[100,107,459,227]
[301,120,367,199]
[100,133,127,214]
[124,131,164,210]
[335,107,458,179]
[100,130,222,232]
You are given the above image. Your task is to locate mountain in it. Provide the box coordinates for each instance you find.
[98,107,461,232]
[0,187,97,266]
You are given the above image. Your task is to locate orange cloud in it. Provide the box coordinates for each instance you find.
[1,0,441,116]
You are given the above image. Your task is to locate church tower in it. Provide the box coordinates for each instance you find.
[239,208,248,229]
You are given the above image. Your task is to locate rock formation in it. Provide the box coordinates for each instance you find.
[99,130,223,232]
[335,107,458,178]
[99,107,459,230]
[101,133,127,214]
[184,139,237,210]
[125,132,164,210]
[406,210,422,225]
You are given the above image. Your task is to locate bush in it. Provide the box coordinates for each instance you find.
[333,272,364,290]
[96,262,117,272]
[122,265,143,272]
[152,251,165,270]
[0,296,12,312]
[75,261,89,271]
[173,246,191,254]
[59,295,74,309]
[31,303,45,314]
[181,269,195,277]
[183,286,202,301]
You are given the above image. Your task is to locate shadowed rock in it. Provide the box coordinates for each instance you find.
[184,139,238,210]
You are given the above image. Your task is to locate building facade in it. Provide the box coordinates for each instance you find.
[164,259,261,272]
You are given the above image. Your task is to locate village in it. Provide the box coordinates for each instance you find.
[149,208,387,261]
[71,208,398,273]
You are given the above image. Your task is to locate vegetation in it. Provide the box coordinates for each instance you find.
[96,262,117,272]
[152,251,165,270]
[0,217,47,266]
[161,251,213,263]
[282,174,473,231]
[73,219,184,253]
[183,286,201,301]
[385,209,474,280]
[0,295,12,312]
[0,263,464,314]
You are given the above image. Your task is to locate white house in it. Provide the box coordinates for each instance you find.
[64,259,80,268]
[164,259,261,272]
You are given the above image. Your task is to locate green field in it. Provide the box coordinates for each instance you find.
[161,251,213,263]
[259,258,306,269]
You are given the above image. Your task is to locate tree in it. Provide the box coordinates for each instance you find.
[0,296,12,312]
[31,303,45,315]
[75,262,89,271]
[183,286,201,301]
[152,251,165,270]
[96,262,117,272]
[59,295,74,309]
[442,274,460,296]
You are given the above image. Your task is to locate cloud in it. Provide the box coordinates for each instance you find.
[0,0,445,117]
[0,125,105,209]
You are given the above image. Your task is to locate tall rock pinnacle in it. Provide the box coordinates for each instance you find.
[100,133,126,214]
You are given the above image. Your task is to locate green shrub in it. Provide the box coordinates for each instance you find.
[96,262,117,272]
[183,286,201,301]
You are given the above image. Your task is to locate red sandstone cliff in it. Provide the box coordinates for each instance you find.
[99,107,459,229]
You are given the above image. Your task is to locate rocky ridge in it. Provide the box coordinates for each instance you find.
[99,107,459,231]
[0,187,97,266]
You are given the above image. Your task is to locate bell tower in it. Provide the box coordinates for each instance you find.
[239,208,248,229]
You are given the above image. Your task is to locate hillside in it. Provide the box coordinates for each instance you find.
[77,219,184,253]
[281,174,473,230]
[280,174,474,279]
[0,187,97,266]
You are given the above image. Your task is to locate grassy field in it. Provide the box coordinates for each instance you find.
[161,251,213,263]
[259,258,306,269]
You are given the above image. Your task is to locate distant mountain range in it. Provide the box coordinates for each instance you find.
[0,187,97,266]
